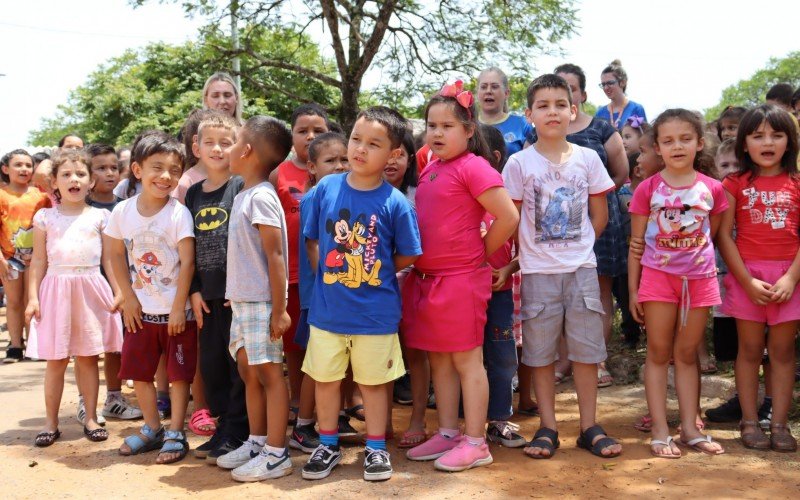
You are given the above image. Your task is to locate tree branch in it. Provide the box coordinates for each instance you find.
[237,47,342,88]
[319,0,348,78]
[353,0,395,82]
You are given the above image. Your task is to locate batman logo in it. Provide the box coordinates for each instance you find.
[195,207,228,231]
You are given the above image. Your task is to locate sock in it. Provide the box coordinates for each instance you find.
[157,391,169,400]
[339,410,347,417]
[106,390,121,401]
[465,435,485,446]
[365,434,386,451]
[249,434,267,447]
[264,444,285,456]
[439,427,459,439]
[319,429,339,447]
[297,417,315,427]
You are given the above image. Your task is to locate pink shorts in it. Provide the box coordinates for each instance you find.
[401,266,492,352]
[721,260,800,325]
[637,266,720,308]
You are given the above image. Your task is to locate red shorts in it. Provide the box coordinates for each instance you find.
[284,283,303,353]
[119,320,197,383]
[637,266,720,308]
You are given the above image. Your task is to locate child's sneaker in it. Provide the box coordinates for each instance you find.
[216,439,263,469]
[194,432,223,459]
[406,432,461,461]
[157,396,171,419]
[301,444,342,480]
[103,393,143,420]
[207,436,244,463]
[757,400,772,430]
[231,448,292,482]
[76,397,106,426]
[363,447,392,481]
[705,395,741,422]
[3,346,23,364]
[486,421,526,448]
[434,440,493,472]
[338,415,358,437]
[290,423,320,453]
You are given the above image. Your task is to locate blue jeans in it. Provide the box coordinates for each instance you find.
[483,289,518,421]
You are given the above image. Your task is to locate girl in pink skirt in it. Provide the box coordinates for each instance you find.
[26,149,122,447]
[403,81,519,471]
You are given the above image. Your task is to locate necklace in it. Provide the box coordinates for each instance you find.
[607,98,628,128]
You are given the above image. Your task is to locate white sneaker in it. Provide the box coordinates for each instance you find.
[216,440,264,469]
[232,448,293,482]
[77,398,106,426]
[103,394,143,420]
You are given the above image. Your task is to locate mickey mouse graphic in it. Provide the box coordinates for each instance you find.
[322,208,382,288]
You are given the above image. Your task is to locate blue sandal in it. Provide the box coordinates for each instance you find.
[577,424,621,458]
[157,430,189,464]
[524,427,559,459]
[120,424,164,456]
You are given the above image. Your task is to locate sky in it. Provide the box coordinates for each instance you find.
[1,0,797,153]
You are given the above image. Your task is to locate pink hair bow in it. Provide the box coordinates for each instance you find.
[664,196,684,209]
[439,80,474,118]
[627,115,645,128]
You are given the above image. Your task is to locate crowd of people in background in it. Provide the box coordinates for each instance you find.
[2,60,799,483]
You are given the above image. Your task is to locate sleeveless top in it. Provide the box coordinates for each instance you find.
[276,160,308,283]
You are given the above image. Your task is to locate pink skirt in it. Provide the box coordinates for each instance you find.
[26,267,123,360]
[401,266,492,352]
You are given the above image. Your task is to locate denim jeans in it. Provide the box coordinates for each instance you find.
[483,289,518,421]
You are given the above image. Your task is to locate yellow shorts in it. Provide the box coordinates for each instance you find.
[302,326,405,386]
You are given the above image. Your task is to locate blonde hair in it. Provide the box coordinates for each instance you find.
[197,113,239,142]
[477,67,509,113]
[202,72,242,121]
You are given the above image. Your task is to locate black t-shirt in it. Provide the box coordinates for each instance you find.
[185,176,244,300]
[87,196,122,212]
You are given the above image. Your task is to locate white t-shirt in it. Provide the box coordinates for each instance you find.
[225,182,288,303]
[104,195,195,314]
[503,144,614,274]
[113,178,143,200]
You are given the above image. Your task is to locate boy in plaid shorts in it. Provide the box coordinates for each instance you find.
[221,116,294,482]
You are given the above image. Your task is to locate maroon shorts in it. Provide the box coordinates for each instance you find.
[284,284,303,353]
[119,319,198,383]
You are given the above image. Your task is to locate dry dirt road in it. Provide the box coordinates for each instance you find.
[1,355,799,499]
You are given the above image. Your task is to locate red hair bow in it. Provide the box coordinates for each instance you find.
[438,80,474,118]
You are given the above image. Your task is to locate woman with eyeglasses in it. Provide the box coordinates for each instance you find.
[596,60,647,130]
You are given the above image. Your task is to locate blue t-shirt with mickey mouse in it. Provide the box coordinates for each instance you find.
[303,173,422,335]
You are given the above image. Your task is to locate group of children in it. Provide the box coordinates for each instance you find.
[2,70,799,483]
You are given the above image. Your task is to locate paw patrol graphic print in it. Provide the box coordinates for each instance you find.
[127,222,178,297]
[322,208,382,289]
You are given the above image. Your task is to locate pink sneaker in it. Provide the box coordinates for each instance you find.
[434,440,493,472]
[406,432,461,461]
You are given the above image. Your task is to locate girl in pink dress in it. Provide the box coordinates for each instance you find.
[26,149,123,447]
[403,81,519,472]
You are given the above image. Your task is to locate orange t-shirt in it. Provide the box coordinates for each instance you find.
[0,186,52,262]
[276,160,309,283]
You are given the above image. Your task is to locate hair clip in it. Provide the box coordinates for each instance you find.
[438,80,474,119]
[627,115,645,129]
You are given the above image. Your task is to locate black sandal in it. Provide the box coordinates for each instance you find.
[524,427,559,459]
[84,426,109,442]
[345,404,366,422]
[577,424,621,458]
[35,429,61,447]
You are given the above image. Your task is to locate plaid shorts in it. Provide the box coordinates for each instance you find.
[229,301,283,365]
[593,191,627,277]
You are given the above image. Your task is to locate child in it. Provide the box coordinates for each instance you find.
[220,116,294,481]
[183,114,249,462]
[1,149,52,363]
[620,115,649,156]
[81,143,142,422]
[628,109,728,458]
[25,149,123,446]
[105,130,196,464]
[403,81,517,472]
[172,109,219,204]
[383,130,419,205]
[717,106,747,142]
[269,103,329,427]
[503,74,620,460]
[718,104,800,452]
[480,124,525,448]
[302,106,421,481]
[290,131,349,454]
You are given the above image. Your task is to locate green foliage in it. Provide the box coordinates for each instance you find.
[705,52,800,121]
[29,26,338,146]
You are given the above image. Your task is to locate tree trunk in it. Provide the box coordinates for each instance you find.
[339,79,360,133]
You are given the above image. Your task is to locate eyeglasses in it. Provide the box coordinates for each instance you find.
[598,80,618,88]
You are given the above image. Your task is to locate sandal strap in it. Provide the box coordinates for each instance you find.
[164,429,186,441]
[740,419,760,427]
[770,422,789,431]
[124,424,163,450]
[190,409,213,425]
[532,427,559,443]
[580,424,607,443]
[592,436,619,453]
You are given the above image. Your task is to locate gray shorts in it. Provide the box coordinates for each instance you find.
[520,268,607,367]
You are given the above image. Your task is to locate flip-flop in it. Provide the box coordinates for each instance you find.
[650,436,681,459]
[634,414,653,432]
[398,430,427,449]
[700,361,718,374]
[554,371,571,385]
[597,368,614,388]
[679,435,725,455]
[517,404,539,416]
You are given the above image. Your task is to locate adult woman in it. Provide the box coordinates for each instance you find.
[596,60,647,130]
[201,72,242,121]
[477,67,532,156]
[525,64,629,388]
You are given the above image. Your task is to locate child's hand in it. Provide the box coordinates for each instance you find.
[0,258,8,284]
[190,292,210,330]
[629,292,644,324]
[491,266,512,291]
[109,294,123,313]
[121,292,143,333]
[745,278,776,306]
[270,310,292,341]
[168,306,186,336]
[24,300,40,323]
[768,274,797,303]
[629,237,645,260]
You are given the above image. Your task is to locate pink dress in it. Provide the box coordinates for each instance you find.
[401,152,504,352]
[25,207,123,360]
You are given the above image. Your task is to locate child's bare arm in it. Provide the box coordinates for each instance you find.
[306,238,319,274]
[477,187,519,257]
[24,227,48,322]
[627,214,647,324]
[588,194,609,238]
[259,224,290,340]
[393,254,419,270]
[168,237,195,335]
[100,234,122,298]
[105,235,142,332]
